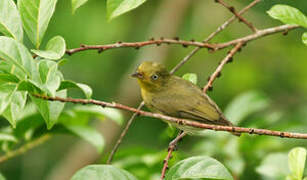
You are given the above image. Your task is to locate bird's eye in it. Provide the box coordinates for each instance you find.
[151,74,159,80]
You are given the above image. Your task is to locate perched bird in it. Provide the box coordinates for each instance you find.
[132,61,239,136]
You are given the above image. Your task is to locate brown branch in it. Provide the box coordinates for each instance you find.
[64,24,299,58]
[0,134,51,163]
[203,42,243,93]
[160,131,186,180]
[170,0,260,73]
[32,94,307,139]
[65,38,215,55]
[215,0,258,32]
[215,24,299,50]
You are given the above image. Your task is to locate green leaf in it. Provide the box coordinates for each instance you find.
[18,0,58,48]
[0,61,26,81]
[71,0,88,14]
[3,91,27,127]
[0,73,19,83]
[267,5,307,28]
[31,89,66,129]
[0,133,18,143]
[107,0,146,20]
[36,60,61,96]
[0,36,35,79]
[182,73,198,85]
[288,147,307,180]
[302,32,307,46]
[165,156,233,180]
[59,80,92,99]
[31,36,66,60]
[64,125,104,153]
[71,165,137,180]
[256,153,289,179]
[18,80,43,93]
[0,0,23,41]
[0,83,17,114]
[224,91,270,124]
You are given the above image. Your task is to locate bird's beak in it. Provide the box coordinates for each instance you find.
[131,72,143,79]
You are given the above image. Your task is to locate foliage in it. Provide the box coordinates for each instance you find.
[268,4,307,45]
[0,0,306,180]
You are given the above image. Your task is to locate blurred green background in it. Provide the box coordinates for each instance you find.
[1,0,307,179]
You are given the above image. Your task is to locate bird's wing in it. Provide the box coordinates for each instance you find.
[150,87,222,124]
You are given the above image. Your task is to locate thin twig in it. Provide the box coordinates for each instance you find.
[63,24,299,58]
[106,102,145,164]
[203,42,243,93]
[33,94,307,139]
[169,0,259,74]
[65,38,215,55]
[215,24,299,50]
[215,0,258,32]
[0,134,51,163]
[160,131,186,180]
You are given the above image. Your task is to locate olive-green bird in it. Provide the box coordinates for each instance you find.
[132,61,239,136]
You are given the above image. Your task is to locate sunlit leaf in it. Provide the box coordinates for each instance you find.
[71,165,137,180]
[71,0,88,14]
[256,153,289,179]
[0,0,23,41]
[182,73,198,85]
[3,91,27,127]
[224,91,270,124]
[31,36,66,60]
[18,0,58,48]
[267,5,307,28]
[288,147,306,180]
[36,60,61,96]
[107,0,146,20]
[0,83,17,114]
[165,156,233,180]
[59,80,92,99]
[0,36,35,79]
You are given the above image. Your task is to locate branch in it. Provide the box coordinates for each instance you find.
[170,0,260,74]
[0,134,51,163]
[64,24,299,57]
[106,102,145,164]
[203,42,243,93]
[33,94,307,139]
[65,38,215,55]
[215,0,258,32]
[215,24,299,50]
[161,131,186,180]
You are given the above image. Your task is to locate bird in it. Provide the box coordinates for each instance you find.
[132,61,240,136]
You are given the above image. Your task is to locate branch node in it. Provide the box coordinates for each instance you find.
[98,48,104,53]
[227,57,233,63]
[173,36,180,41]
[229,6,235,13]
[80,44,86,47]
[249,128,254,134]
[208,86,213,91]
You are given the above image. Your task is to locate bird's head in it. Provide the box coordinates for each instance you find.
[132,61,170,92]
